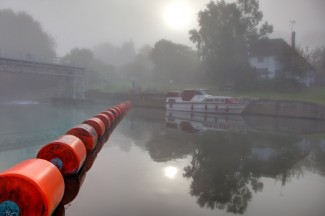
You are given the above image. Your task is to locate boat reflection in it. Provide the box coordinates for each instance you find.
[165,110,246,133]
[165,110,325,135]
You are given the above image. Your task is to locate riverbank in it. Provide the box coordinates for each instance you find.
[86,91,325,120]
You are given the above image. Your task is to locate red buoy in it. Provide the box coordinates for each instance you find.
[36,135,87,175]
[83,117,105,137]
[101,110,116,123]
[66,124,98,152]
[0,159,64,216]
[94,113,111,129]
[107,108,119,119]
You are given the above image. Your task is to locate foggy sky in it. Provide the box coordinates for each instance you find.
[0,0,324,56]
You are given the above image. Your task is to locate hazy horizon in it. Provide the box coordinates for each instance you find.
[0,0,324,56]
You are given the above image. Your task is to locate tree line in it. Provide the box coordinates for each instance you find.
[1,2,325,95]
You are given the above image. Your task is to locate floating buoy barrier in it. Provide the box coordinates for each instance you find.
[66,124,98,152]
[61,168,86,205]
[95,113,111,130]
[101,110,116,123]
[36,135,87,175]
[0,159,64,216]
[83,117,106,137]
[107,108,119,120]
[0,101,133,214]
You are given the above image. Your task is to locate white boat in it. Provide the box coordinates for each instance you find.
[166,89,248,114]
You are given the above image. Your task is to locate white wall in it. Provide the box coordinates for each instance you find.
[249,56,280,78]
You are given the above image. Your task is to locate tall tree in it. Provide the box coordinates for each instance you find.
[150,39,198,83]
[0,9,56,57]
[189,0,272,88]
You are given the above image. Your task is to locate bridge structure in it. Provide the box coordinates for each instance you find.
[0,50,87,99]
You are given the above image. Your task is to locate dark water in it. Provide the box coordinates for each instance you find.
[1,103,325,216]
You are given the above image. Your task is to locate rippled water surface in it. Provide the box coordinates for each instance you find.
[1,103,325,216]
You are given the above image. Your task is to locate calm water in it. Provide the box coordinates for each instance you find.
[1,103,325,216]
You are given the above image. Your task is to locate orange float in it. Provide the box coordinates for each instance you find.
[107,108,119,119]
[95,113,111,129]
[0,159,64,216]
[66,124,98,152]
[36,135,87,175]
[83,117,105,137]
[101,110,116,123]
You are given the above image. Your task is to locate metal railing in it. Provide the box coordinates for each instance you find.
[0,49,76,67]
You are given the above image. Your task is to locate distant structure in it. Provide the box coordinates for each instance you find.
[248,32,316,87]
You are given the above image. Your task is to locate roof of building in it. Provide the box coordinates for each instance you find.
[249,38,315,71]
[249,38,292,57]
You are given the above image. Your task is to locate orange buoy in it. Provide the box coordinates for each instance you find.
[116,105,124,113]
[101,110,115,123]
[66,124,98,152]
[0,159,64,216]
[95,113,111,129]
[83,117,106,137]
[36,135,87,175]
[107,108,119,119]
[114,106,123,115]
[61,168,86,205]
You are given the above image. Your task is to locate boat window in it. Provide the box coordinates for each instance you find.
[215,99,220,102]
[196,90,203,95]
[205,99,213,102]
[201,90,208,95]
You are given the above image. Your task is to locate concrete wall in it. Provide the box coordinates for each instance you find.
[244,100,325,120]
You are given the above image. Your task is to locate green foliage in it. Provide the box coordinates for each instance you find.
[150,39,199,83]
[0,9,56,57]
[93,41,136,67]
[63,48,116,89]
[189,0,273,89]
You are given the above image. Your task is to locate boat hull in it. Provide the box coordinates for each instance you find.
[165,102,247,114]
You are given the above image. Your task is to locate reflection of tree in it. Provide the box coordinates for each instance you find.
[146,130,196,162]
[183,133,262,214]
[183,132,311,214]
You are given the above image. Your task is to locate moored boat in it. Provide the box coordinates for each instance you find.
[166,89,248,114]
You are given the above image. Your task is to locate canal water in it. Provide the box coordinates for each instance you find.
[1,102,325,216]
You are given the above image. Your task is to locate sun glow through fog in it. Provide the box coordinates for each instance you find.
[164,166,178,179]
[163,1,192,30]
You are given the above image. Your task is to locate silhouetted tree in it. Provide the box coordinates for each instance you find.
[93,41,136,67]
[63,48,116,87]
[150,39,199,83]
[0,9,56,57]
[189,0,272,89]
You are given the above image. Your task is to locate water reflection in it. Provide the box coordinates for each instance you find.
[2,105,325,215]
[120,109,325,214]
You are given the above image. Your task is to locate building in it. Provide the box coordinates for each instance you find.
[249,32,316,86]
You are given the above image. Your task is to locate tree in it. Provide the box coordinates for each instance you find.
[189,0,272,89]
[0,9,56,57]
[311,47,325,85]
[150,39,199,83]
[63,48,116,88]
[93,41,136,67]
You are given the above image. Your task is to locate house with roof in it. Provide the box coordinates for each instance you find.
[249,32,316,87]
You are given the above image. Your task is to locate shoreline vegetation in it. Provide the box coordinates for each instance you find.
[90,81,325,106]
